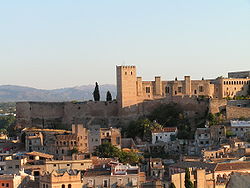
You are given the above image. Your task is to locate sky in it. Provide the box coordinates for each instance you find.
[0,0,249,89]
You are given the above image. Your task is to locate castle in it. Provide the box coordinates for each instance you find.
[116,65,250,107]
[16,66,250,129]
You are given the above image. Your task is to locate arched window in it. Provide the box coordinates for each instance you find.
[68,184,72,188]
[62,185,65,188]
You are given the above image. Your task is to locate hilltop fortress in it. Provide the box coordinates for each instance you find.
[16,66,250,129]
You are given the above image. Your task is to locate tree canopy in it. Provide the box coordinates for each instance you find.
[94,142,140,165]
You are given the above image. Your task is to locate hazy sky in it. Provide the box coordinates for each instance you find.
[0,0,249,89]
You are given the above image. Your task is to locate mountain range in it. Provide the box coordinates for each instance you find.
[0,85,116,102]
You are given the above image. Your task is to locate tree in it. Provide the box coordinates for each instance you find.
[94,142,120,158]
[185,168,194,188]
[93,82,100,101]
[93,142,141,164]
[169,183,176,188]
[106,91,112,101]
[124,118,162,142]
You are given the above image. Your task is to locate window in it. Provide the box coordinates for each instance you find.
[81,163,84,166]
[165,87,170,94]
[125,72,127,75]
[116,137,120,145]
[43,184,45,188]
[103,180,108,187]
[199,86,204,92]
[67,164,70,166]
[68,184,72,188]
[62,185,65,188]
[62,149,64,154]
[15,165,19,169]
[146,87,150,93]
[178,87,182,93]
[46,185,48,188]
[131,71,133,75]
[194,90,197,94]
[54,164,56,167]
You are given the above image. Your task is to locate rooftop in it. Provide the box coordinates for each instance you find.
[152,127,177,133]
[230,120,250,127]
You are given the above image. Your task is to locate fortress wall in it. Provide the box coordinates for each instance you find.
[226,106,250,120]
[209,99,227,114]
[16,102,32,128]
[63,101,119,125]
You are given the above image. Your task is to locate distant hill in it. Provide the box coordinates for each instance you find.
[0,85,116,102]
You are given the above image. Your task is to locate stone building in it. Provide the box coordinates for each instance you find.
[81,162,145,188]
[88,125,121,153]
[116,66,250,108]
[23,124,89,159]
[39,171,82,188]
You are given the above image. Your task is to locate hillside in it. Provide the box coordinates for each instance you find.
[0,85,116,102]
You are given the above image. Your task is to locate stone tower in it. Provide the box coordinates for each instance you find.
[116,65,137,108]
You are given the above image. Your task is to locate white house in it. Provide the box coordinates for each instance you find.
[230,120,250,138]
[151,127,177,144]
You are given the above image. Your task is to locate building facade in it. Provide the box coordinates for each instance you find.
[116,66,250,108]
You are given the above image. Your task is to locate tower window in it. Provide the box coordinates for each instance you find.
[125,72,127,75]
[199,86,204,92]
[131,71,133,75]
[146,87,151,93]
[178,87,182,93]
[165,87,170,94]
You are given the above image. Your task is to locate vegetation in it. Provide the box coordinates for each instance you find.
[123,103,205,140]
[226,130,234,138]
[106,91,112,101]
[0,102,16,114]
[94,142,141,165]
[148,103,194,139]
[124,118,162,142]
[93,82,100,101]
[169,183,176,188]
[0,115,16,135]
[207,113,224,126]
[185,168,194,188]
[69,147,79,155]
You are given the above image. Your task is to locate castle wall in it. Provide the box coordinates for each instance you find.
[226,106,250,120]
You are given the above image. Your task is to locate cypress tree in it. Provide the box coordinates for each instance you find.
[185,168,194,188]
[106,91,112,101]
[169,182,176,188]
[93,82,100,101]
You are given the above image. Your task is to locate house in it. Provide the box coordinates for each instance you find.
[88,125,121,153]
[81,162,145,188]
[230,120,250,138]
[151,127,177,144]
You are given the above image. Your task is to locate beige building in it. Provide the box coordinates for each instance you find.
[88,125,121,153]
[23,124,89,159]
[82,162,145,188]
[116,66,250,108]
[40,171,82,188]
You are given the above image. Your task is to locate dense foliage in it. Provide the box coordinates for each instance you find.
[94,142,140,165]
[93,82,100,101]
[124,118,162,142]
[0,115,16,134]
